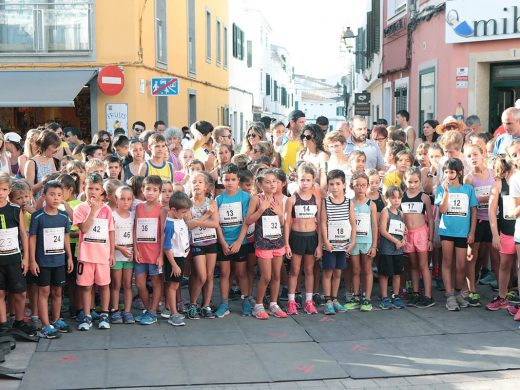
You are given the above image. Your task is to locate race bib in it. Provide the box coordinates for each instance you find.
[328,220,351,246]
[355,213,370,237]
[136,218,158,243]
[447,193,469,217]
[402,202,423,214]
[262,215,282,240]
[43,227,65,255]
[388,219,404,236]
[502,195,515,220]
[218,202,242,227]
[191,226,217,243]
[115,221,133,246]
[474,186,491,210]
[0,227,20,256]
[246,223,255,238]
[84,218,108,244]
[294,204,317,219]
[178,226,190,256]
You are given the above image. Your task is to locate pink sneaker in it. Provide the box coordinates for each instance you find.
[269,304,288,318]
[304,300,318,314]
[486,297,509,311]
[253,306,269,320]
[286,300,298,315]
[507,304,519,316]
[515,309,520,321]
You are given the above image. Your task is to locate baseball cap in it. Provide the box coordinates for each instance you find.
[4,132,21,144]
[286,110,305,128]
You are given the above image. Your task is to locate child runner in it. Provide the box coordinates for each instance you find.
[139,133,175,182]
[435,158,478,311]
[211,143,233,196]
[110,186,135,324]
[104,156,123,181]
[321,169,355,315]
[378,185,406,310]
[383,150,414,192]
[29,181,73,338]
[103,179,123,210]
[160,180,174,210]
[73,173,115,330]
[285,162,322,315]
[246,169,287,319]
[402,167,435,308]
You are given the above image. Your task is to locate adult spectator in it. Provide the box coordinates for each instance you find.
[154,120,166,134]
[297,124,328,175]
[0,132,11,175]
[191,120,214,169]
[47,122,71,159]
[64,127,84,151]
[24,130,60,199]
[396,110,416,152]
[18,128,41,177]
[91,130,113,158]
[494,99,520,137]
[242,123,267,159]
[435,116,465,137]
[212,126,233,146]
[419,120,440,145]
[465,115,482,134]
[370,125,389,157]
[4,132,22,175]
[316,116,329,132]
[337,121,350,140]
[280,109,306,173]
[131,121,146,138]
[82,144,103,162]
[123,139,145,180]
[164,127,184,170]
[344,116,386,171]
[493,107,520,156]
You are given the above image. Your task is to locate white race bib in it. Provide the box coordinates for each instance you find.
[447,193,469,217]
[218,202,242,227]
[191,226,217,243]
[84,218,108,244]
[355,213,370,237]
[328,220,351,246]
[246,223,255,238]
[136,218,158,243]
[262,215,282,239]
[0,227,20,256]
[402,202,423,214]
[388,219,404,236]
[43,227,65,255]
[115,221,133,246]
[178,226,191,256]
[474,186,491,209]
[294,204,317,219]
[503,195,515,220]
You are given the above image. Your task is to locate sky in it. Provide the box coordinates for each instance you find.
[258,0,368,82]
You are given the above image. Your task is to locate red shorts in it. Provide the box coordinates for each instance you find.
[255,247,285,259]
[404,224,429,253]
[500,233,516,255]
[76,261,111,287]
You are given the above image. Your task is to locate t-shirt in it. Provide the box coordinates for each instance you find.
[73,203,114,264]
[215,189,251,245]
[144,160,174,182]
[280,140,301,174]
[113,210,134,262]
[493,133,520,156]
[164,217,190,258]
[509,172,520,243]
[134,203,162,264]
[383,170,402,191]
[344,138,386,170]
[434,184,478,238]
[0,203,22,265]
[29,209,70,267]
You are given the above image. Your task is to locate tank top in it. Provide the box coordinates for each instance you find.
[471,169,494,220]
[372,191,385,213]
[32,157,55,199]
[324,196,351,251]
[498,178,515,236]
[113,210,134,262]
[401,191,426,215]
[379,208,405,255]
[215,168,225,190]
[190,198,217,246]
[291,192,317,219]
[0,203,22,265]
[354,199,372,244]
[254,195,284,250]
[134,203,162,264]
[144,160,174,182]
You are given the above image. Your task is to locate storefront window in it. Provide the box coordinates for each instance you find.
[419,68,436,131]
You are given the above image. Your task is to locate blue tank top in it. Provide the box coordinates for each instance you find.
[354,199,372,244]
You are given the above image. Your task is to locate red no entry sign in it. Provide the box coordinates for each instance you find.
[98,66,125,96]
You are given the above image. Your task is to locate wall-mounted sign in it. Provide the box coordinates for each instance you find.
[106,103,128,136]
[354,92,371,116]
[446,0,520,43]
[151,77,179,96]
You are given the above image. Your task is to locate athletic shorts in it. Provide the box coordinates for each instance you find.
[500,233,516,255]
[245,242,255,255]
[289,231,318,256]
[404,224,429,253]
[440,235,468,249]
[191,243,218,257]
[163,257,185,283]
[217,244,248,262]
[0,262,26,293]
[111,261,134,271]
[25,271,38,286]
[350,242,371,256]
[134,263,161,277]
[255,247,285,259]
[322,250,347,270]
[378,254,404,277]
[37,265,66,287]
[474,220,492,243]
[76,261,111,287]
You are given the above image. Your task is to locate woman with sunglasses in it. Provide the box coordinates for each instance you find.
[242,123,267,157]
[91,130,113,158]
[297,124,328,179]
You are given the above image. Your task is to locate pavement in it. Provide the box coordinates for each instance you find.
[1,282,520,389]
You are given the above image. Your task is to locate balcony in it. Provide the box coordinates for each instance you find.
[0,0,93,56]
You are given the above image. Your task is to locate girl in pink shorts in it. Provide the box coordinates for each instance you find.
[402,168,435,308]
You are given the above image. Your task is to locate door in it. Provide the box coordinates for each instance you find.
[489,63,520,132]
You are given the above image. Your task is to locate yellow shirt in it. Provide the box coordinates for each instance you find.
[281,140,302,174]
[145,160,174,182]
[383,170,402,191]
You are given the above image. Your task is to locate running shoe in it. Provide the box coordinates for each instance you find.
[295,293,303,307]
[13,320,37,336]
[508,304,519,316]
[157,301,165,314]
[468,292,482,307]
[332,300,347,313]
[98,313,111,329]
[123,312,135,324]
[392,295,405,309]
[160,309,172,319]
[215,303,230,318]
[455,294,469,308]
[253,305,269,320]
[135,310,146,323]
[77,315,93,331]
[286,300,298,315]
[187,305,200,320]
[111,311,123,324]
[486,297,509,311]
[242,299,253,317]
[379,297,394,310]
[345,291,354,303]
[506,291,520,303]
[39,324,60,339]
[446,295,460,311]
[489,280,499,291]
[90,310,101,321]
[279,286,289,301]
[52,318,71,333]
[324,301,336,315]
[360,299,373,312]
[436,278,446,291]
[29,316,42,331]
[269,304,287,318]
[313,293,323,306]
[407,293,420,307]
[133,296,145,310]
[479,272,496,285]
[344,296,361,310]
[229,287,241,301]
[416,296,436,308]
[515,309,520,321]
[201,306,215,319]
[168,314,186,326]
[304,300,318,314]
[139,311,158,325]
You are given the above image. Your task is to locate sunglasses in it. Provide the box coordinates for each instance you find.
[133,127,144,133]
[375,137,387,141]
[253,148,263,153]
[99,138,110,143]
[247,133,258,139]
[300,134,314,141]
[445,125,458,130]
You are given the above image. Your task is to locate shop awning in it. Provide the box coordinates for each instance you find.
[0,70,97,107]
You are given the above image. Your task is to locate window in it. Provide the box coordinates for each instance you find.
[187,0,196,75]
[419,68,436,132]
[188,91,197,125]
[232,23,244,60]
[394,85,408,115]
[281,87,287,107]
[387,0,407,19]
[216,19,221,65]
[155,0,167,66]
[0,0,93,54]
[266,74,271,95]
[247,40,252,68]
[274,81,278,102]
[156,96,168,124]
[366,0,380,62]
[355,27,366,72]
[205,9,211,61]
[223,26,228,68]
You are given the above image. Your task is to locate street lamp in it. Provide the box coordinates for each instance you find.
[341,27,367,57]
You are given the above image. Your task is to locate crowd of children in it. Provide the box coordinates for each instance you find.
[1,120,520,340]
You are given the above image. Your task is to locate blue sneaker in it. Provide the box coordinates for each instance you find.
[52,318,71,333]
[242,299,253,316]
[215,303,230,318]
[187,305,200,320]
[123,312,135,324]
[332,301,347,313]
[135,310,146,323]
[75,310,85,323]
[140,311,158,325]
[392,295,405,309]
[380,297,394,310]
[111,311,123,324]
[39,324,60,339]
[90,310,101,321]
[77,316,92,331]
[324,302,336,315]
[98,313,111,329]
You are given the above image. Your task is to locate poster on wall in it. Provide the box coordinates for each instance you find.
[105,103,128,136]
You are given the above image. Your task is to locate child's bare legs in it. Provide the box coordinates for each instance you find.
[270,256,283,302]
[232,261,248,297]
[379,275,389,298]
[361,254,373,299]
[28,284,38,318]
[303,255,316,299]
[322,269,333,297]
[38,286,51,326]
[454,247,468,291]
[202,253,217,307]
[313,262,321,296]
[288,255,302,295]
[81,286,93,317]
[110,269,122,311]
[441,241,455,292]
[392,275,401,297]
[50,286,62,322]
[122,268,133,313]
[166,282,180,315]
[149,275,163,312]
[498,253,515,298]
[410,251,432,297]
[190,256,208,305]
[350,255,361,295]
[0,291,7,323]
[466,243,479,292]
[218,261,230,302]
[135,273,149,310]
[256,257,272,305]
[246,253,257,297]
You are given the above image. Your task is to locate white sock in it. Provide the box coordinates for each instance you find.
[254,304,263,310]
[306,293,313,302]
[288,293,295,301]
[270,302,277,308]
